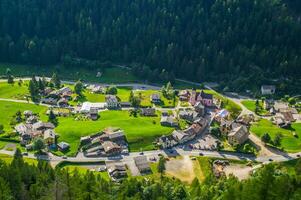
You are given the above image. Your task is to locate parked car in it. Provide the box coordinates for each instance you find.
[199,152,204,156]
[62,156,67,159]
[268,158,273,162]
[139,152,144,155]
[22,152,28,156]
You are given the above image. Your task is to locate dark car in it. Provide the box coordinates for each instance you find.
[22,152,28,156]
[139,152,144,155]
[199,152,204,156]
[268,158,273,162]
[297,154,300,158]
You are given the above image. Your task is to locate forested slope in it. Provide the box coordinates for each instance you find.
[1,150,301,200]
[0,0,300,91]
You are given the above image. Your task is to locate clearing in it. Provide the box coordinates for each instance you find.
[55,110,174,156]
[251,119,301,152]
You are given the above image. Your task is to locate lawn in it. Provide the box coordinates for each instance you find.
[0,101,48,133]
[241,100,268,115]
[251,119,301,152]
[55,110,174,156]
[0,153,38,165]
[0,63,139,84]
[204,90,242,118]
[134,90,178,108]
[0,81,29,100]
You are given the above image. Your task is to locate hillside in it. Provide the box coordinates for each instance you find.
[0,0,300,93]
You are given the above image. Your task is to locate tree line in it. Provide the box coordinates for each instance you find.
[1,149,301,199]
[0,0,300,93]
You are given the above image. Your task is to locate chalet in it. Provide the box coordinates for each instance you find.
[44,129,56,145]
[215,109,230,123]
[107,164,127,181]
[194,102,205,116]
[160,116,178,127]
[15,124,33,145]
[157,135,177,149]
[261,85,276,95]
[178,110,198,122]
[90,85,106,94]
[57,142,70,151]
[89,108,99,120]
[26,116,38,124]
[134,156,151,173]
[194,117,208,129]
[57,98,69,107]
[100,129,126,144]
[102,141,121,155]
[57,87,73,96]
[178,90,190,101]
[23,110,33,118]
[228,125,249,145]
[150,93,161,103]
[184,123,203,136]
[32,122,55,131]
[120,102,132,108]
[172,130,193,144]
[106,95,119,109]
[41,97,58,105]
[236,114,254,126]
[220,119,233,135]
[140,108,156,116]
[263,99,275,110]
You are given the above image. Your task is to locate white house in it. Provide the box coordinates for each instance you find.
[261,85,276,95]
[80,102,107,113]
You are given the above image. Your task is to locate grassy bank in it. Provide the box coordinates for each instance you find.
[251,119,301,152]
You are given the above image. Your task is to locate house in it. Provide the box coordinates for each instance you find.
[261,85,276,95]
[102,141,121,156]
[273,112,295,128]
[57,87,73,96]
[106,95,119,109]
[150,93,161,103]
[178,110,199,122]
[157,135,177,149]
[32,122,55,131]
[90,85,106,94]
[199,90,213,107]
[23,110,33,118]
[44,129,56,145]
[57,98,69,107]
[184,123,203,136]
[194,117,208,129]
[80,102,107,113]
[15,124,33,145]
[215,109,230,123]
[41,97,58,105]
[178,90,190,101]
[189,90,213,107]
[89,108,99,120]
[120,102,132,108]
[160,116,179,127]
[281,111,295,124]
[236,114,254,126]
[172,130,192,144]
[100,129,126,144]
[220,119,233,135]
[57,142,70,151]
[26,116,38,124]
[228,125,249,145]
[134,156,151,173]
[107,164,127,181]
[194,102,205,116]
[263,99,275,110]
[274,102,289,112]
[140,108,156,116]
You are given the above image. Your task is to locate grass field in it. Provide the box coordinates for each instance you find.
[55,110,173,156]
[0,153,38,165]
[241,100,268,115]
[134,90,178,108]
[0,101,48,133]
[251,119,301,152]
[0,63,139,84]
[0,81,29,100]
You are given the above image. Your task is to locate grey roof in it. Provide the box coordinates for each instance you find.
[134,156,150,172]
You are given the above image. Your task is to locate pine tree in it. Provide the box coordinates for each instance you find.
[51,73,61,89]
